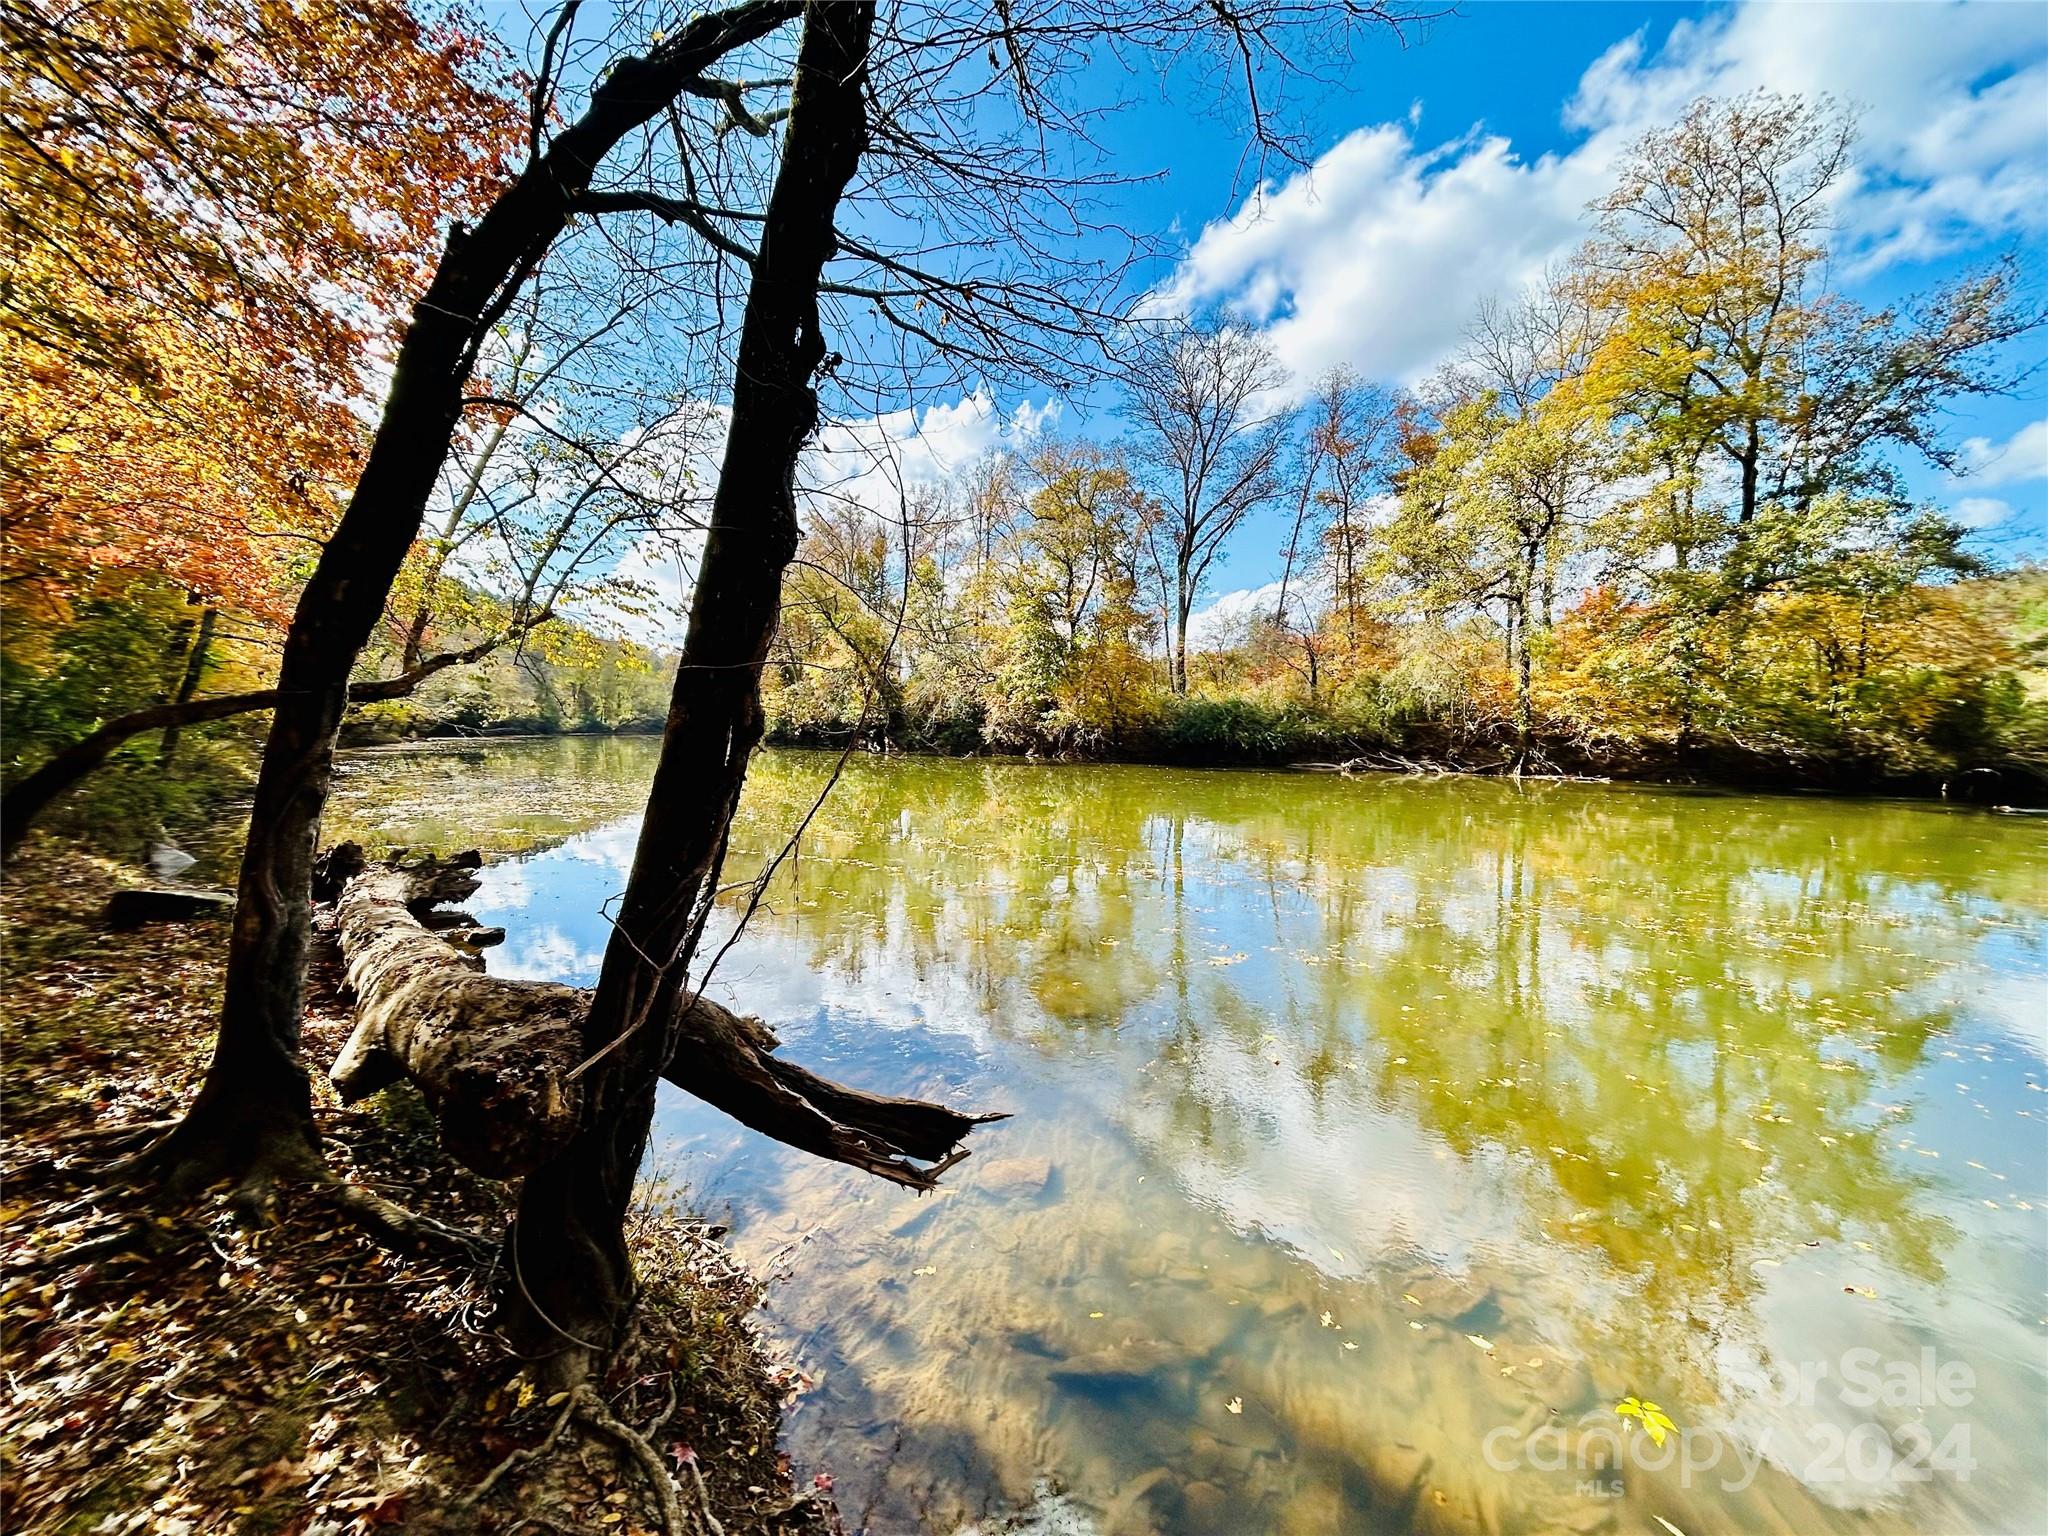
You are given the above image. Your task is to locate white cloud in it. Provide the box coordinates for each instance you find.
[1954,419,2048,488]
[1165,0,2047,392]
[1160,123,1605,387]
[590,388,1059,646]
[805,387,1059,521]
[1953,497,2015,531]
[1184,579,1289,648]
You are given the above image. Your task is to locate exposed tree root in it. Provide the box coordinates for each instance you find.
[113,1115,327,1223]
[53,1116,180,1145]
[573,1383,693,1536]
[312,1173,494,1261]
[20,1216,188,1272]
[466,1390,580,1507]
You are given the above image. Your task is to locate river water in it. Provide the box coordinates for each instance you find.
[326,738,2048,1535]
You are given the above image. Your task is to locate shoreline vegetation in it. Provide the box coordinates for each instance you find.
[350,718,2048,806]
[13,549,2037,868]
[0,846,840,1536]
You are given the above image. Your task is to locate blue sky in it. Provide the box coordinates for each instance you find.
[1122,0,2048,614]
[1079,0,2048,607]
[503,1,2048,629]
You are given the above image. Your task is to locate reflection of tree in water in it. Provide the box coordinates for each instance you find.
[359,747,2039,1530]
[326,735,667,856]
[722,757,2030,1399]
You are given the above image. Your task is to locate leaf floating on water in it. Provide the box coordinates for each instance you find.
[1653,1518,1689,1536]
[1088,1311,1105,1318]
[911,1266,936,1277]
[1466,1334,1494,1352]
[1401,1293,1421,1306]
[1225,1397,1243,1415]
[1343,1340,1359,1351]
[1614,1397,1676,1448]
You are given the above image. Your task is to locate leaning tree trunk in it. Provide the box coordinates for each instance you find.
[504,0,876,1381]
[0,641,500,869]
[129,0,805,1198]
[323,845,998,1183]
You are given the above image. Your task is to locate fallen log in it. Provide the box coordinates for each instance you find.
[105,886,237,929]
[323,845,1004,1187]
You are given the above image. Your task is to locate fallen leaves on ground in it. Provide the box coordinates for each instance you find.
[0,847,840,1536]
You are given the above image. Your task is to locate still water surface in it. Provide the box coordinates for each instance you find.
[326,738,2048,1535]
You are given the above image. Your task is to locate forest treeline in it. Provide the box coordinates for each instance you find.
[15,85,2038,852]
[763,97,2047,788]
[8,36,2047,885]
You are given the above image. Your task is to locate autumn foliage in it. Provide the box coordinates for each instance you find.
[1,0,520,624]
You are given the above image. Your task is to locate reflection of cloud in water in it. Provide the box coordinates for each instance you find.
[1125,1024,1536,1283]
[354,745,2047,1535]
[473,860,533,913]
[494,925,606,984]
[1969,971,2048,1062]
[561,817,642,876]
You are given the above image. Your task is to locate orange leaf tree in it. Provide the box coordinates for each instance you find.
[1,0,520,624]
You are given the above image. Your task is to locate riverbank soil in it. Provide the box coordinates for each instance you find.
[0,846,839,1536]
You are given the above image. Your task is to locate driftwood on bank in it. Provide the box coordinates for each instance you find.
[320,844,1003,1188]
[105,886,238,929]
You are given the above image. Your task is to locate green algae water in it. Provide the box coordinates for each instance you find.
[328,739,2048,1536]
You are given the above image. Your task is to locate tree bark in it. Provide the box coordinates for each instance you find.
[131,0,806,1196]
[324,846,999,1183]
[1172,569,1192,696]
[504,0,876,1382]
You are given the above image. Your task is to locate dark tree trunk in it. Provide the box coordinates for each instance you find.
[399,606,433,676]
[324,846,997,1182]
[504,0,877,1382]
[129,0,806,1197]
[1172,576,1192,696]
[1515,623,1534,769]
[156,606,217,769]
[1738,420,1760,526]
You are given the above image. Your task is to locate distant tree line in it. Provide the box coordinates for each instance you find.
[763,94,2046,788]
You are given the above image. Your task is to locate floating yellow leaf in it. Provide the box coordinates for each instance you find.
[1615,1396,1676,1447]
[1225,1397,1243,1414]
